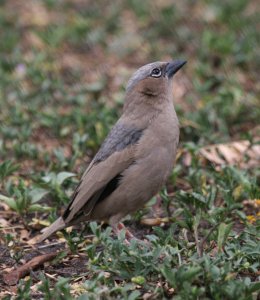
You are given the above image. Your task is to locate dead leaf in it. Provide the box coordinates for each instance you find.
[0,217,10,227]
[28,218,51,230]
[243,199,260,208]
[199,147,226,165]
[199,140,260,168]
[140,217,170,226]
[20,229,30,241]
[0,202,11,211]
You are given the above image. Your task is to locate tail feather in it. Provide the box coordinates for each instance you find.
[37,217,66,243]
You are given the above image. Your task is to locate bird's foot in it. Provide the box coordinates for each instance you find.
[116,222,135,239]
[113,222,150,247]
[113,222,135,245]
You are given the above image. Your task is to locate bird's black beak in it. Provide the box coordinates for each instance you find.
[165,60,186,78]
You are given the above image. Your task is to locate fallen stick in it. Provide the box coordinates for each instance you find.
[3,252,59,286]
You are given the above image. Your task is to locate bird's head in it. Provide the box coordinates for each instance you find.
[126,60,186,99]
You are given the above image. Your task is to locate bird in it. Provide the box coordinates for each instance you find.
[37,59,186,243]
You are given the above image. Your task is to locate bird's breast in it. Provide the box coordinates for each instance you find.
[135,105,179,174]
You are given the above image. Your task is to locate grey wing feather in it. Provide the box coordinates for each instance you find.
[62,120,143,223]
[93,122,143,163]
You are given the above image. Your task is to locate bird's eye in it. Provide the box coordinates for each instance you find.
[151,68,162,78]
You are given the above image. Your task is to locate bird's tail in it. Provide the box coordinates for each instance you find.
[36,217,66,243]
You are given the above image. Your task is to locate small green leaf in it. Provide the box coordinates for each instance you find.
[161,266,176,287]
[0,160,19,181]
[56,172,76,185]
[128,290,141,300]
[28,204,52,212]
[42,172,56,183]
[0,194,17,211]
[55,277,70,288]
[89,222,98,236]
[180,266,202,281]
[131,276,146,285]
[192,192,207,204]
[29,188,49,203]
[217,222,233,252]
[247,281,260,293]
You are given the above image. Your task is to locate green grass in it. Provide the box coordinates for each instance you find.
[0,0,259,299]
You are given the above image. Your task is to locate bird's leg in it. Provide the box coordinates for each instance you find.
[111,222,151,247]
[152,195,163,216]
[116,222,135,240]
[109,213,135,242]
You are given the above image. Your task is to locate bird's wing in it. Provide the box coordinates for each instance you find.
[62,120,143,224]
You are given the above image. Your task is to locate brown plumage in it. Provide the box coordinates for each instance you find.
[37,60,186,242]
